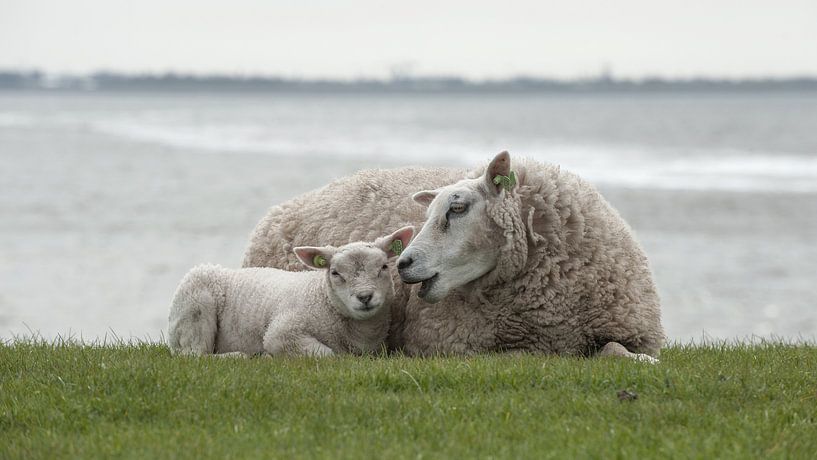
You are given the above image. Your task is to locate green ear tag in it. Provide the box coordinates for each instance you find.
[389,239,404,256]
[492,170,517,191]
[312,255,326,268]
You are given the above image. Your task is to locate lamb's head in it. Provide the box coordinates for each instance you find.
[293,226,415,320]
[397,151,516,303]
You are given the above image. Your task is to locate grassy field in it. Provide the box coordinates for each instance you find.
[1,341,816,459]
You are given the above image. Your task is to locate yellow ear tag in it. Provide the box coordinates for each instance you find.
[389,239,403,256]
[492,171,517,191]
[313,255,326,268]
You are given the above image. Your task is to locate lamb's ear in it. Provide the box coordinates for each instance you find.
[293,246,335,270]
[484,150,514,195]
[412,190,438,207]
[376,226,415,259]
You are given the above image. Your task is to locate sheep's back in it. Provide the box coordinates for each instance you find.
[242,166,465,269]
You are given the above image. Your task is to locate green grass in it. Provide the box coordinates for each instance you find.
[1,341,816,459]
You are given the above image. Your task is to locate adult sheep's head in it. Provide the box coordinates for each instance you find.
[398,151,519,303]
[294,226,415,320]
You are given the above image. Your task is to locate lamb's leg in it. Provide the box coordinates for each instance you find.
[264,328,335,357]
[295,336,335,357]
[598,342,659,364]
[214,351,248,358]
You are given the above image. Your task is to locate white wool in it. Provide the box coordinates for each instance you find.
[243,155,664,358]
[168,232,413,357]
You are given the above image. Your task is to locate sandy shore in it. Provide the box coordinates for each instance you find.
[1,122,815,342]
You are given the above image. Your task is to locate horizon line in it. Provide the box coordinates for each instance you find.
[3,69,817,93]
[3,69,817,83]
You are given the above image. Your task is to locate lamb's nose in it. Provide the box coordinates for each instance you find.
[397,256,413,270]
[356,293,373,305]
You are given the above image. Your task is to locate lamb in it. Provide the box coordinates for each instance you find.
[168,226,414,357]
[243,152,664,360]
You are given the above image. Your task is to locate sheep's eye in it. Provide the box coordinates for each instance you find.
[381,264,388,271]
[450,202,467,214]
[330,270,340,277]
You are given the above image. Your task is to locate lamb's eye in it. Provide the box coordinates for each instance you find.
[330,270,341,279]
[381,264,388,271]
[450,202,467,214]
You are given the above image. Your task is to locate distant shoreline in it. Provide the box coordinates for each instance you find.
[2,71,817,93]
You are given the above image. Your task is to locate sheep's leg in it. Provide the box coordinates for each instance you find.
[264,328,335,357]
[214,351,248,358]
[598,342,659,364]
[294,336,335,357]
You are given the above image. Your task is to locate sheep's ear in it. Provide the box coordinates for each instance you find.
[412,190,438,207]
[293,246,334,270]
[376,226,415,259]
[484,150,514,195]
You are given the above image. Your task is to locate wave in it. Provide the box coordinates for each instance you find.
[533,145,817,193]
[87,118,817,193]
[10,111,817,194]
[0,112,36,127]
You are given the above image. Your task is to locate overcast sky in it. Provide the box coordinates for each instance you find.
[2,0,816,79]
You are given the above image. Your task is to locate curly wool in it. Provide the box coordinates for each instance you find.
[167,264,391,357]
[243,159,664,356]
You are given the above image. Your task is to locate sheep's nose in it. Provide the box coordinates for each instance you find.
[356,293,373,305]
[397,256,413,270]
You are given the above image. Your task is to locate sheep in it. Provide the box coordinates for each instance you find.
[168,226,415,357]
[243,152,664,360]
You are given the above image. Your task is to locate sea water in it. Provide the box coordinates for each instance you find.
[1,91,815,342]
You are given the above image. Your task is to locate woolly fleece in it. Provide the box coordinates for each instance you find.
[167,260,392,357]
[243,159,664,357]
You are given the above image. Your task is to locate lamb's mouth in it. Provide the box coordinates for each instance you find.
[417,274,439,299]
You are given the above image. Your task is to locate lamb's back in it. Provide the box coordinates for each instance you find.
[214,268,325,354]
